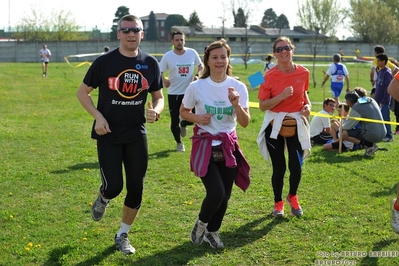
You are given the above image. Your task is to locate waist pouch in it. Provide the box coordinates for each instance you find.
[211,144,225,161]
[271,116,297,137]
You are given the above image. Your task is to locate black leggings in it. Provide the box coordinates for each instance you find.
[97,135,148,209]
[198,158,237,232]
[265,124,304,203]
[168,94,193,143]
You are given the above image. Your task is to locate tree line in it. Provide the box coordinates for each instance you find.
[10,0,399,44]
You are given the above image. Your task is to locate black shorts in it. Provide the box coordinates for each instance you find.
[311,133,333,144]
[331,141,349,151]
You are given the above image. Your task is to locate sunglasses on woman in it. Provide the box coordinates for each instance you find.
[274,46,292,53]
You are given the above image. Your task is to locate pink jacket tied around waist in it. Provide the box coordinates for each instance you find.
[190,125,250,192]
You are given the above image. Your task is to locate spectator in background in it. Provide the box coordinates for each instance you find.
[339,47,345,61]
[323,103,357,152]
[341,90,386,157]
[321,54,350,106]
[355,47,360,58]
[370,45,398,90]
[264,55,276,73]
[247,45,252,59]
[39,44,51,77]
[159,30,203,152]
[374,53,393,142]
[309,98,336,145]
[354,87,368,98]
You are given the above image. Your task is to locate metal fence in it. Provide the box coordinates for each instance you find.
[0,40,398,63]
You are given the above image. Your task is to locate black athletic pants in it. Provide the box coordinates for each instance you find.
[168,94,193,143]
[264,124,303,203]
[97,135,148,209]
[198,157,237,232]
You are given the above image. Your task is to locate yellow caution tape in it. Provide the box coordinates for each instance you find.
[249,101,399,125]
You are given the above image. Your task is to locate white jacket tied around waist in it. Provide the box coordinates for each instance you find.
[257,110,311,162]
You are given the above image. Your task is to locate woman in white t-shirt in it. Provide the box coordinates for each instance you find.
[180,38,250,249]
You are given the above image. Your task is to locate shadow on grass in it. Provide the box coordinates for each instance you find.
[359,239,398,266]
[50,162,98,174]
[43,245,116,266]
[50,148,172,174]
[148,149,174,160]
[50,150,175,177]
[307,149,366,164]
[126,216,284,265]
[370,183,397,198]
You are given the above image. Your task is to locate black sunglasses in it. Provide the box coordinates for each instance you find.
[274,46,292,53]
[119,27,142,34]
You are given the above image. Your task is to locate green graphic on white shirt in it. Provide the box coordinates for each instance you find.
[205,104,234,120]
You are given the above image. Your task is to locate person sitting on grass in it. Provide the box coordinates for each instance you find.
[309,98,336,145]
[323,103,359,152]
[340,90,386,157]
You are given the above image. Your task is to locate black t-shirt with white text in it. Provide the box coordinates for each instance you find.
[83,48,162,143]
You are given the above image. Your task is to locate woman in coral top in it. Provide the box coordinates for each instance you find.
[257,36,311,218]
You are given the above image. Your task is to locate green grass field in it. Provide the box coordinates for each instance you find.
[1,61,399,266]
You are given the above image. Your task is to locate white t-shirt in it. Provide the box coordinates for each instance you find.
[310,110,331,138]
[159,48,202,95]
[182,76,249,143]
[39,48,51,62]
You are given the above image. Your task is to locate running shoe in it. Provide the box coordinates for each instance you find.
[204,231,224,248]
[190,218,207,245]
[392,199,399,234]
[115,233,136,255]
[91,194,109,221]
[272,201,284,217]
[287,194,303,217]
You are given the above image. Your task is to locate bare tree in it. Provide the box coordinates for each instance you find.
[14,8,83,41]
[297,0,343,87]
[229,0,262,69]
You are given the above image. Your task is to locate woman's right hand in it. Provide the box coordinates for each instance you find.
[280,86,294,100]
[197,114,213,125]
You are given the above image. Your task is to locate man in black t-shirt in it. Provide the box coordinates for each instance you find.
[77,14,164,255]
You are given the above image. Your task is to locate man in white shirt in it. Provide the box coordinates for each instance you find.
[309,98,336,145]
[159,31,203,152]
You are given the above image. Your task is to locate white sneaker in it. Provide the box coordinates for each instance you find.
[190,218,207,245]
[176,143,185,152]
[204,231,224,248]
[392,199,399,234]
[115,233,136,255]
